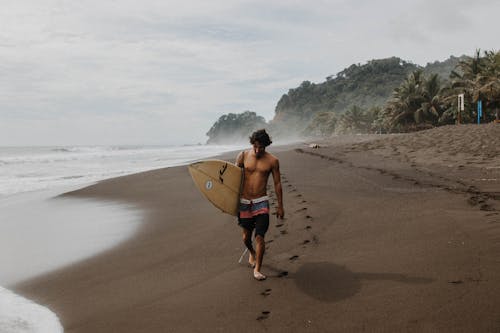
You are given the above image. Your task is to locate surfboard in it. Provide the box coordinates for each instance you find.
[188,159,243,216]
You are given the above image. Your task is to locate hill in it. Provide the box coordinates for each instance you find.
[271,57,418,132]
[422,55,465,82]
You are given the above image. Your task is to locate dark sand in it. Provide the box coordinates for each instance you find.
[13,124,500,332]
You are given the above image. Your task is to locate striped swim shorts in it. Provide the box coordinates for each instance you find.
[237,196,270,237]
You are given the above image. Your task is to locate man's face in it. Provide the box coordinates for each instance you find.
[252,141,266,158]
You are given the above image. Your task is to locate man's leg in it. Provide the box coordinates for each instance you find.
[242,227,256,267]
[254,234,265,273]
[253,214,269,280]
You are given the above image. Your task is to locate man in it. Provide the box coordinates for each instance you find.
[236,129,284,281]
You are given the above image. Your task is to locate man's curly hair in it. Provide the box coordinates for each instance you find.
[249,129,272,147]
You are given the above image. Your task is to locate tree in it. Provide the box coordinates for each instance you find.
[473,50,500,121]
[384,70,444,130]
[336,105,372,134]
[442,49,500,123]
[415,73,442,123]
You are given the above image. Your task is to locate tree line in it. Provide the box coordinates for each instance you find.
[324,50,500,135]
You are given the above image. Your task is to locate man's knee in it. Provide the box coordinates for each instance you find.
[255,234,265,243]
[242,229,252,243]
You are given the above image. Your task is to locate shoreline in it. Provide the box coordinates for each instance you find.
[0,190,143,287]
[1,143,269,287]
[10,125,500,332]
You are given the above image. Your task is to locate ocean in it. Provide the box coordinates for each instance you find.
[0,144,246,197]
[0,144,245,332]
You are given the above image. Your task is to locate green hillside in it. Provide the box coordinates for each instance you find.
[422,55,465,82]
[272,57,418,130]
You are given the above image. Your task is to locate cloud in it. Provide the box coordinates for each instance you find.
[1,0,499,145]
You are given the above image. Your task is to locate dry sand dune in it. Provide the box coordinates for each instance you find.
[354,123,499,169]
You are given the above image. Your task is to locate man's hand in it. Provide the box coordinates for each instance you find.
[276,207,284,219]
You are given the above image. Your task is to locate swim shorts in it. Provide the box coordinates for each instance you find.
[238,196,270,237]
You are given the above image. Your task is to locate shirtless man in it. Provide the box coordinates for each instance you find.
[236,129,284,281]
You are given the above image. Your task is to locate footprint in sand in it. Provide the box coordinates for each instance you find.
[257,311,271,321]
[260,289,272,297]
[480,204,494,211]
[295,207,307,213]
[289,255,299,261]
[302,240,310,245]
[280,230,288,235]
[277,271,289,278]
[305,225,312,230]
[276,223,284,228]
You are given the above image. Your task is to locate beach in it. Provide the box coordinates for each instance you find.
[9,124,500,332]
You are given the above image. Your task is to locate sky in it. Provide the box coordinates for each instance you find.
[1,0,498,146]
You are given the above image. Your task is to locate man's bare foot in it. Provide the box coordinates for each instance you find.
[248,253,256,268]
[254,270,266,281]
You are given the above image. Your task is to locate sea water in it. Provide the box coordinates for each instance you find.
[0,144,245,332]
[0,144,245,197]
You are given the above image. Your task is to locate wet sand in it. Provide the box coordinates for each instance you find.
[13,124,500,332]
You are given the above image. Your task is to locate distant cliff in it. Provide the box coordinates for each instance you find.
[206,111,267,144]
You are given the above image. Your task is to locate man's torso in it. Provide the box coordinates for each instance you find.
[241,150,275,200]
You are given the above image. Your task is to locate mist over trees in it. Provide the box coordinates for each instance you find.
[205,51,500,143]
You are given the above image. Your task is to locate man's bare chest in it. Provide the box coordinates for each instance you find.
[244,159,271,175]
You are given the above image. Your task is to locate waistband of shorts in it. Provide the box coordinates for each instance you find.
[240,196,269,204]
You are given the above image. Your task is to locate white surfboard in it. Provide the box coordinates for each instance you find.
[188,159,243,216]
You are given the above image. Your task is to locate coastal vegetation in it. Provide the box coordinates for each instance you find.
[206,111,267,144]
[205,51,499,143]
[272,57,418,134]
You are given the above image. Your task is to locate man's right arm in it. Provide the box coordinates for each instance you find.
[235,151,244,167]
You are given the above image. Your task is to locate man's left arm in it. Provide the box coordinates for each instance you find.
[272,159,284,219]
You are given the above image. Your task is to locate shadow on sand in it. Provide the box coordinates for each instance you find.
[294,262,433,302]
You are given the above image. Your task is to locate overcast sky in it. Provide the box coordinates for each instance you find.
[1,0,498,146]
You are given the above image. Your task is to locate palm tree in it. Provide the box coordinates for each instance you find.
[473,50,500,121]
[445,49,500,122]
[415,73,442,124]
[386,70,423,127]
[385,70,444,130]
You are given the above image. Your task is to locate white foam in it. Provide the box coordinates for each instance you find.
[0,144,245,197]
[0,188,142,332]
[0,286,63,333]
